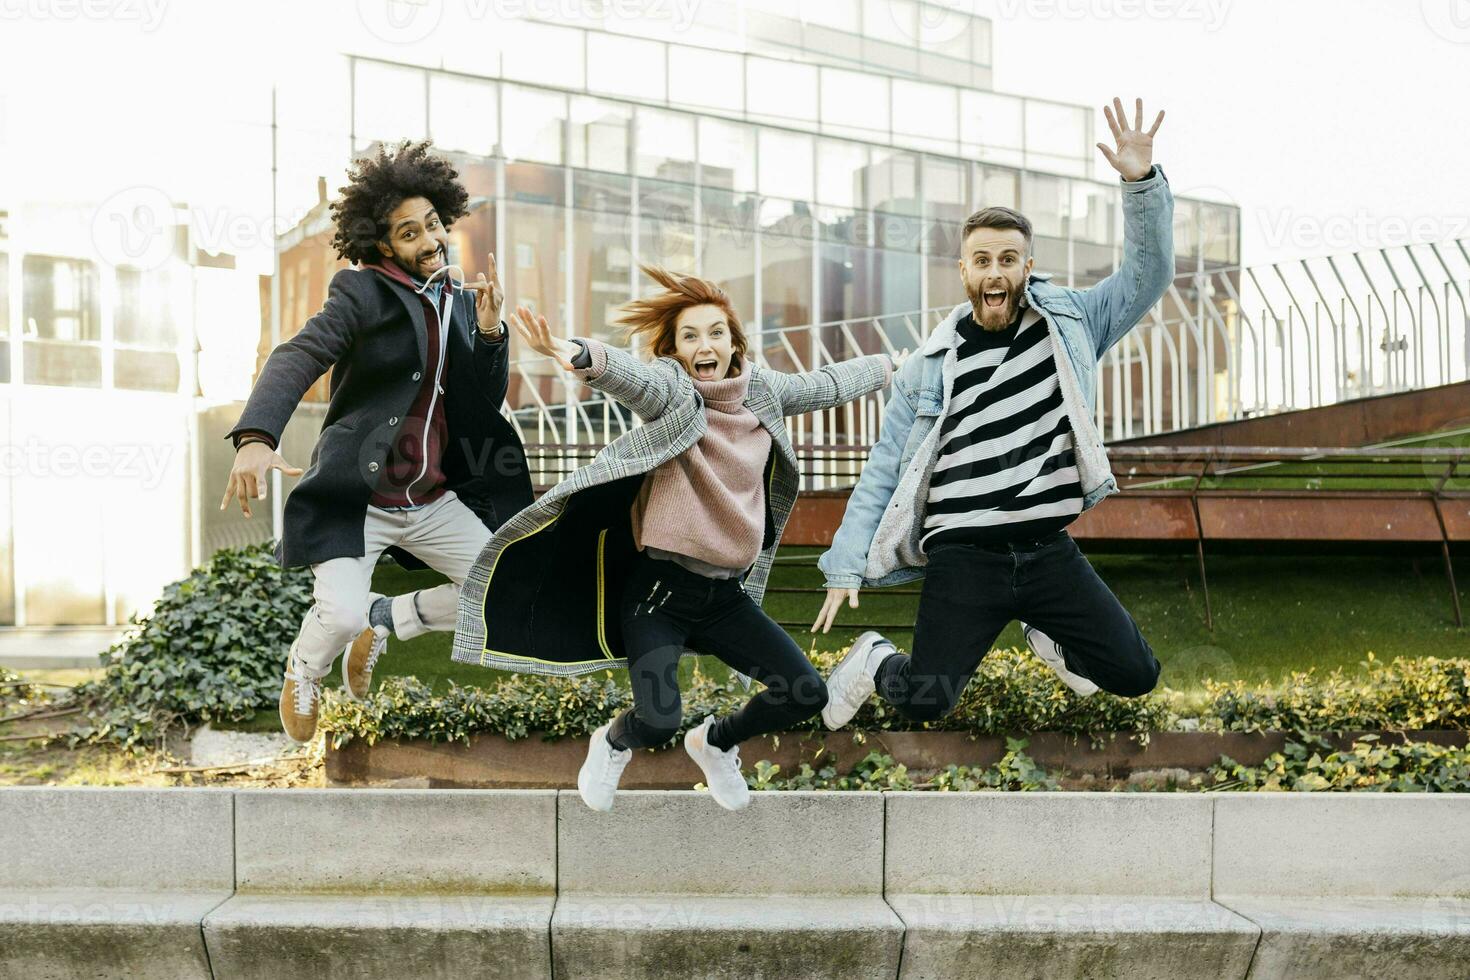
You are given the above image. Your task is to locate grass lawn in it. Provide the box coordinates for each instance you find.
[219,539,1466,734]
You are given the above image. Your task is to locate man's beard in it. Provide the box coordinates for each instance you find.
[967,278,1024,331]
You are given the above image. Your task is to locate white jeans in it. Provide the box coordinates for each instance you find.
[289,491,491,677]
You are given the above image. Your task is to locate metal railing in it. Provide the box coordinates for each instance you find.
[500,238,1470,487]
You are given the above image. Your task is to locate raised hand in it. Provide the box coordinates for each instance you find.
[463,252,504,338]
[510,304,579,371]
[220,442,303,518]
[1097,97,1164,182]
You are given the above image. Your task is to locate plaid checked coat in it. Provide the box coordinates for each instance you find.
[451,344,893,675]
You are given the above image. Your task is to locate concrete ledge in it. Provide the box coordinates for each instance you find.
[888,894,1258,980]
[884,793,1259,979]
[203,894,555,980]
[1213,795,1470,979]
[553,895,903,980]
[0,788,235,980]
[203,788,558,980]
[553,790,903,977]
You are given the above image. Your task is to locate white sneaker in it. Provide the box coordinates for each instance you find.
[683,716,749,811]
[578,723,632,812]
[1022,623,1099,697]
[821,631,895,730]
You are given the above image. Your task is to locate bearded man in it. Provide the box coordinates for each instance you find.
[814,97,1172,729]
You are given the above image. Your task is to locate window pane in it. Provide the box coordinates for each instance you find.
[746,57,817,124]
[758,129,813,201]
[353,62,426,147]
[760,229,812,333]
[820,241,921,322]
[502,87,566,165]
[501,20,585,89]
[698,118,755,193]
[115,267,181,348]
[24,256,99,342]
[819,67,889,143]
[959,90,1024,162]
[922,156,968,224]
[863,0,915,44]
[638,179,696,280]
[1024,100,1087,163]
[429,75,497,156]
[569,97,630,173]
[978,165,1020,210]
[701,218,756,327]
[816,139,868,210]
[1022,173,1065,239]
[587,33,666,102]
[635,108,696,182]
[0,252,8,336]
[505,201,565,404]
[891,79,956,154]
[668,45,743,113]
[571,204,632,347]
[1070,181,1114,247]
[867,148,918,216]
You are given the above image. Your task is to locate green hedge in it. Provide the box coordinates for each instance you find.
[73,543,312,747]
[1200,654,1470,733]
[1206,735,1470,792]
[319,647,1171,748]
[320,651,1470,748]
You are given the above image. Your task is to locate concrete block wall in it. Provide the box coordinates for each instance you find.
[0,787,1467,980]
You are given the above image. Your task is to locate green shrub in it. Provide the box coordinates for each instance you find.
[1202,654,1470,734]
[73,543,312,747]
[744,740,1059,792]
[319,648,1169,747]
[1207,735,1470,792]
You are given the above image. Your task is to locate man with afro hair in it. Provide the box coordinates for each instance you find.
[223,139,532,741]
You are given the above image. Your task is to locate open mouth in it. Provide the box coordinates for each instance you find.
[693,358,720,380]
[419,247,445,273]
[982,288,1008,310]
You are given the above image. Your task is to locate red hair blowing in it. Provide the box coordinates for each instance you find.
[616,265,748,377]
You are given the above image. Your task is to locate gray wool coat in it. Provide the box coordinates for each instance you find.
[451,342,893,675]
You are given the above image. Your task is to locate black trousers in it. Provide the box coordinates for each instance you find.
[877,530,1160,722]
[606,551,828,751]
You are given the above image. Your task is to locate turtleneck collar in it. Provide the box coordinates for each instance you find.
[689,355,752,412]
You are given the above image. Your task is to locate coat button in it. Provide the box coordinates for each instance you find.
[368,462,380,473]
[389,417,399,426]
[412,371,422,381]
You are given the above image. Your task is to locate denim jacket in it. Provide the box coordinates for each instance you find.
[818,165,1175,590]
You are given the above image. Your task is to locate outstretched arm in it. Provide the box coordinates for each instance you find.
[222,267,361,515]
[765,350,905,417]
[508,305,688,422]
[1077,96,1175,358]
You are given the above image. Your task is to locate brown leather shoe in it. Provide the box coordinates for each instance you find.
[279,665,322,742]
[342,626,389,701]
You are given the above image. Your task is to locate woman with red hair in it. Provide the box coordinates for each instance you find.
[451,265,903,812]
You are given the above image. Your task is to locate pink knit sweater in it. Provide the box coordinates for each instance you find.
[630,356,771,571]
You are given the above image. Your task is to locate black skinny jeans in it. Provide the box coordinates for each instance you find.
[606,551,828,752]
[877,530,1161,722]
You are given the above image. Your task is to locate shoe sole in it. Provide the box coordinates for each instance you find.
[341,629,377,702]
[1023,627,1099,697]
[820,631,883,731]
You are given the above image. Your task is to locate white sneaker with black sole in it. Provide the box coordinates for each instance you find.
[577,722,632,812]
[821,630,895,730]
[683,716,749,811]
[1021,623,1099,697]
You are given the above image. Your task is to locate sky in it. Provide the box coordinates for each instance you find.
[1,0,1467,272]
